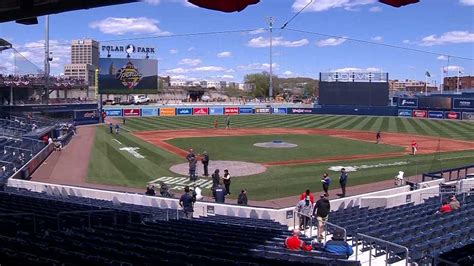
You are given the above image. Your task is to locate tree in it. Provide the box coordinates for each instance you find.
[244,72,279,98]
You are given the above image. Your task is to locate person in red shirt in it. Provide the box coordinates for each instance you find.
[299,189,315,204]
[436,200,452,214]
[285,229,312,251]
[411,140,418,155]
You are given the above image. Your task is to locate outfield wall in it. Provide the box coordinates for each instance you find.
[8,177,473,226]
[103,105,474,121]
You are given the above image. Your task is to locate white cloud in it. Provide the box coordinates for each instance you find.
[187,47,195,51]
[316,37,347,47]
[170,75,188,80]
[178,58,202,66]
[248,28,266,35]
[402,40,411,44]
[194,66,226,72]
[165,67,189,74]
[237,63,279,71]
[144,0,160,5]
[169,49,178,54]
[292,0,377,12]
[217,51,232,58]
[437,55,448,61]
[369,6,382,12]
[225,69,235,73]
[248,37,309,48]
[371,36,383,42]
[89,17,170,36]
[333,67,381,72]
[283,70,294,76]
[216,75,234,79]
[419,31,474,46]
[164,65,227,75]
[459,0,474,6]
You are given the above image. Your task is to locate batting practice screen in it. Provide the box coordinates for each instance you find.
[98,58,158,94]
[319,82,389,106]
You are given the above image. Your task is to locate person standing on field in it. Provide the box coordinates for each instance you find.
[411,140,418,155]
[339,168,348,197]
[376,131,381,144]
[225,115,230,129]
[321,173,331,196]
[222,169,231,195]
[201,151,209,177]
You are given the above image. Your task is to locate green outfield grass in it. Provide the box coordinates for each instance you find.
[166,134,404,163]
[121,115,474,140]
[87,116,474,200]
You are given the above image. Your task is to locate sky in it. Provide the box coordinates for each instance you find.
[0,0,473,85]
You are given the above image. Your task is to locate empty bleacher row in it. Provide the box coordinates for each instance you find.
[328,194,474,265]
[0,187,360,265]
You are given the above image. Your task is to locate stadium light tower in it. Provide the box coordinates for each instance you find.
[267,16,274,105]
[0,38,13,52]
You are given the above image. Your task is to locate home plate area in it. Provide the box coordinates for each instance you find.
[169,160,267,177]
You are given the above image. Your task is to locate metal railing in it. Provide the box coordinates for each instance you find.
[57,210,117,230]
[0,212,36,233]
[324,221,347,243]
[355,233,409,266]
[292,211,314,237]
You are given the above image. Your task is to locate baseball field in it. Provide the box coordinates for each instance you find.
[87,115,474,201]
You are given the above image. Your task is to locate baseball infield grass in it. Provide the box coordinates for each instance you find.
[87,122,474,200]
[122,115,474,140]
[166,135,404,163]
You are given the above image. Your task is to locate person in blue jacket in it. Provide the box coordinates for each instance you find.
[324,229,353,259]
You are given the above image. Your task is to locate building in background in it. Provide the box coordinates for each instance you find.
[443,76,474,91]
[389,79,437,94]
[63,39,99,88]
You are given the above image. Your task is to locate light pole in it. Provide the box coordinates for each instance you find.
[267,16,274,106]
[44,15,51,104]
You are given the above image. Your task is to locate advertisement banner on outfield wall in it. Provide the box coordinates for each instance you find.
[398,98,418,108]
[193,107,208,115]
[104,109,122,117]
[453,98,474,109]
[412,110,427,118]
[288,108,316,114]
[141,108,159,117]
[273,108,287,114]
[224,107,239,115]
[176,108,193,116]
[398,109,412,117]
[462,112,474,121]
[209,107,224,115]
[428,111,444,119]
[123,108,141,117]
[255,108,271,114]
[238,107,253,114]
[160,108,175,116]
[445,111,461,120]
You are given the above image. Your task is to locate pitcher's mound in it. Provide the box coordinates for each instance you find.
[254,140,298,148]
[170,160,266,177]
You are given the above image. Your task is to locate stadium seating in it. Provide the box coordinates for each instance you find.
[328,194,474,264]
[0,188,360,265]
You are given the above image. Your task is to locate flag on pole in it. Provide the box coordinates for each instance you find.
[425,71,431,77]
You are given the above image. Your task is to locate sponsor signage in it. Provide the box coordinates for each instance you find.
[462,112,474,121]
[224,107,239,115]
[123,108,140,117]
[104,109,123,117]
[453,98,474,109]
[255,108,271,114]
[193,107,208,116]
[209,107,224,115]
[101,44,155,54]
[74,110,98,120]
[398,109,412,117]
[238,107,253,114]
[273,108,287,114]
[288,108,316,114]
[428,111,444,119]
[141,108,159,117]
[321,72,388,82]
[160,108,175,116]
[445,111,461,120]
[412,110,427,118]
[176,108,193,115]
[398,98,418,108]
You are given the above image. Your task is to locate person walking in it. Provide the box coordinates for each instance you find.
[339,168,348,197]
[376,131,381,144]
[179,186,195,219]
[109,122,113,134]
[225,115,230,129]
[114,124,120,134]
[201,151,209,177]
[214,118,218,129]
[313,194,330,242]
[296,198,313,230]
[411,140,418,155]
[189,156,197,182]
[222,169,231,195]
[321,173,331,196]
[211,169,220,197]
[300,189,315,204]
[237,189,248,206]
[214,183,226,203]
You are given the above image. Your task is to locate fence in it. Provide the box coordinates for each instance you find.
[422,164,474,182]
[355,233,409,266]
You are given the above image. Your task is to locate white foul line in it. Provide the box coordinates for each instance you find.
[113,139,122,145]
